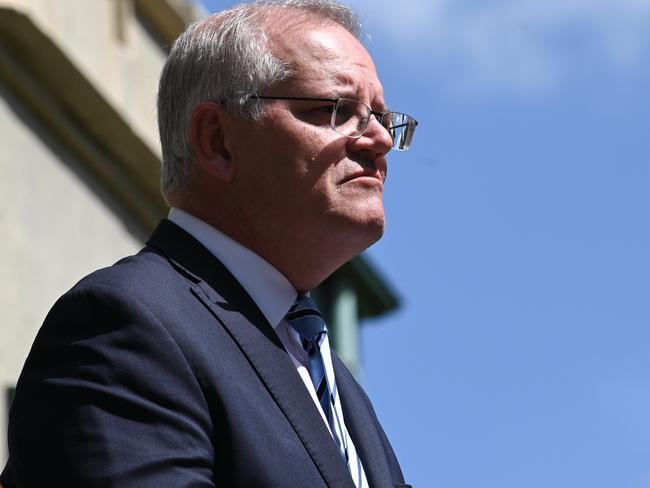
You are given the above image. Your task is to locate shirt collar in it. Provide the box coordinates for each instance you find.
[168,208,297,329]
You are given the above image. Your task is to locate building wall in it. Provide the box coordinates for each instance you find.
[10,0,167,154]
[0,0,174,463]
[0,78,143,463]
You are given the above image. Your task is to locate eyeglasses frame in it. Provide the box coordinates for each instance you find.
[253,95,418,150]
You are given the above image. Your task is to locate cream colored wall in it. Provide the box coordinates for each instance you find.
[0,0,172,463]
[0,82,143,463]
[3,0,168,154]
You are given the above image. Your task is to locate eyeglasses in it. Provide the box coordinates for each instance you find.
[255,96,418,151]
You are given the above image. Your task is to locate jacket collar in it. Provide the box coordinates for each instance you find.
[146,219,355,488]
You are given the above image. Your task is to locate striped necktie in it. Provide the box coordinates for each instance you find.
[285,295,367,487]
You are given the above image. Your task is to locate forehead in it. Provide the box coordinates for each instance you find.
[264,10,384,101]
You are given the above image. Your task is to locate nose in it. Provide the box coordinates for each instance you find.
[347,116,393,159]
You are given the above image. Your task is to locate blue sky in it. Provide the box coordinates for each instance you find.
[202,1,650,486]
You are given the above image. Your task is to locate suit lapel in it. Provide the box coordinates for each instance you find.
[146,220,354,488]
[333,354,396,488]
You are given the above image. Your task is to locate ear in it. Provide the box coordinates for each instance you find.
[190,102,235,182]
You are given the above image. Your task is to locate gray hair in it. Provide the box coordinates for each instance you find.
[157,0,362,196]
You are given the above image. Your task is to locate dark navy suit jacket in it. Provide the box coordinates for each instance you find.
[1,220,407,487]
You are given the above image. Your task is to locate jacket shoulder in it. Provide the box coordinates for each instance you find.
[70,247,183,297]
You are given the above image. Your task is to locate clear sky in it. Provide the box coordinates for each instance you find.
[202,1,650,486]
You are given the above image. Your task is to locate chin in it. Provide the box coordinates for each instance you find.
[318,195,386,253]
[344,206,385,251]
[364,214,385,245]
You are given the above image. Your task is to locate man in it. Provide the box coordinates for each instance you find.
[1,0,417,486]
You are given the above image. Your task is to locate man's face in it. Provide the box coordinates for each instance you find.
[224,13,393,270]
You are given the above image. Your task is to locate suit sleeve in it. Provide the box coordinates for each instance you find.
[7,282,216,487]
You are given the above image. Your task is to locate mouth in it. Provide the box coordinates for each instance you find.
[340,165,386,186]
[342,173,382,185]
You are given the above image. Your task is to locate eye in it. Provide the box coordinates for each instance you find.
[312,104,335,114]
[335,103,356,120]
[297,104,336,125]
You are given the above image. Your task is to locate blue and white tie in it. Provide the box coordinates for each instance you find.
[286,295,367,487]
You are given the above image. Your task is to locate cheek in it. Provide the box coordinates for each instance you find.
[257,118,347,201]
[300,131,348,180]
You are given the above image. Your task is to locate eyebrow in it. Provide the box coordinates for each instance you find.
[328,80,389,112]
[328,72,362,95]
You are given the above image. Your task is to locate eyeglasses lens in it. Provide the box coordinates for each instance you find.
[332,99,416,151]
[332,99,367,138]
[384,113,416,151]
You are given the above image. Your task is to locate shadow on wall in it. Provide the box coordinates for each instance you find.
[0,79,148,243]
